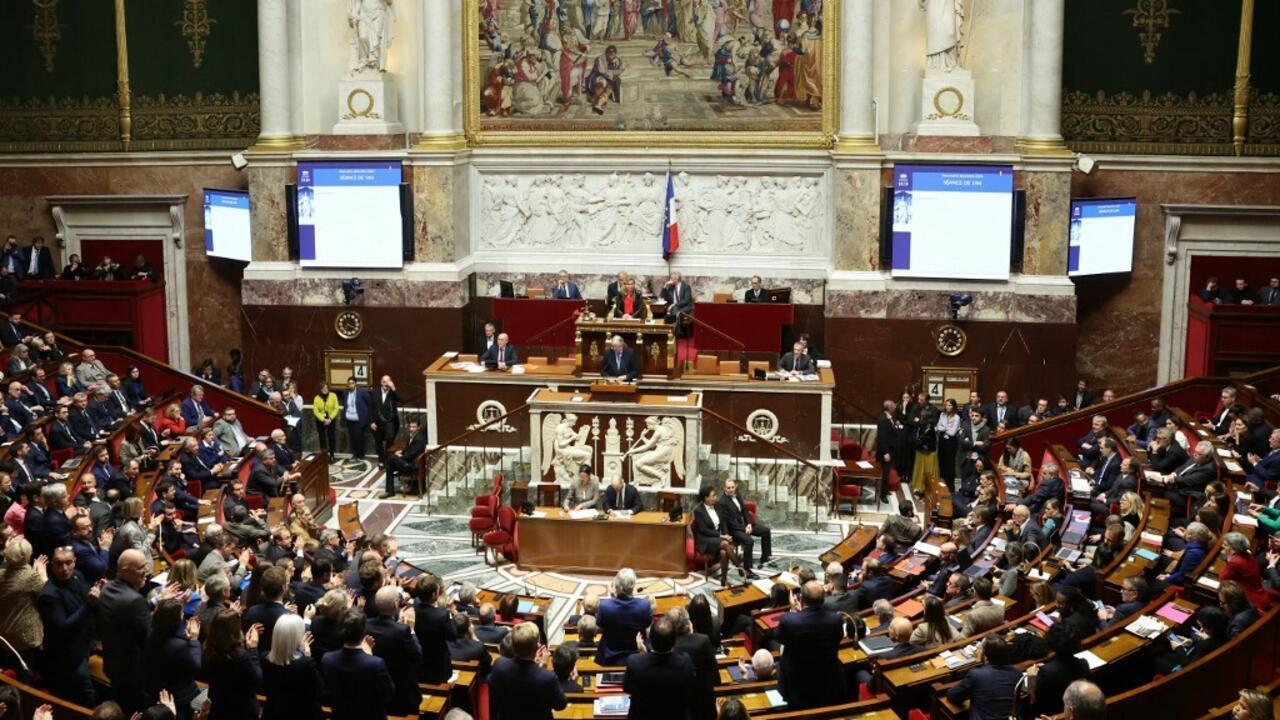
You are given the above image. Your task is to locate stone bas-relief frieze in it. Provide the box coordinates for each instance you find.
[479,171,825,254]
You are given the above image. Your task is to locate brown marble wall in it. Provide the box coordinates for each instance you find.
[412,163,464,263]
[1071,168,1280,393]
[0,162,245,369]
[823,317,1078,419]
[239,305,467,406]
[1021,169,1072,276]
[247,161,291,262]
[832,165,882,271]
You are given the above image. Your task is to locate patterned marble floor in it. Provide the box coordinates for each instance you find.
[321,458,880,642]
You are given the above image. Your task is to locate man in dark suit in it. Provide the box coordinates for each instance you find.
[37,546,97,707]
[385,418,426,498]
[946,635,1023,720]
[0,312,25,348]
[26,367,54,408]
[600,335,640,381]
[606,271,629,309]
[473,603,509,645]
[446,612,493,680]
[1102,576,1149,628]
[1222,276,1256,305]
[875,400,904,502]
[371,374,404,466]
[22,237,54,280]
[849,557,895,611]
[477,321,499,355]
[292,558,331,612]
[661,272,694,337]
[624,617,697,719]
[321,609,397,720]
[717,477,770,573]
[1085,438,1120,491]
[776,581,847,709]
[341,376,373,460]
[988,390,1017,430]
[1245,429,1280,490]
[1075,415,1108,466]
[1003,505,1045,548]
[1148,427,1189,473]
[743,275,766,303]
[96,548,151,713]
[595,568,652,666]
[1010,465,1065,516]
[180,384,216,428]
[551,270,583,300]
[242,566,291,653]
[68,392,102,443]
[1157,440,1219,509]
[1259,275,1280,306]
[601,476,643,514]
[250,451,295,497]
[1073,379,1094,411]
[666,607,718,720]
[489,622,567,720]
[481,333,519,369]
[4,381,36,427]
[778,341,814,374]
[366,586,423,716]
[1091,457,1138,517]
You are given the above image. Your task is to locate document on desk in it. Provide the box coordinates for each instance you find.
[855,460,874,470]
[1074,650,1106,670]
[764,690,786,707]
[567,509,597,520]
[751,578,776,595]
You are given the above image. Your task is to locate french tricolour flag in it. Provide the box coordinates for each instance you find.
[662,171,680,260]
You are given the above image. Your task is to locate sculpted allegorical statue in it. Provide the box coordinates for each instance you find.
[919,0,965,72]
[625,416,685,487]
[348,0,395,74]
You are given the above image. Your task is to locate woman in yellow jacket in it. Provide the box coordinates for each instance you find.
[312,381,340,455]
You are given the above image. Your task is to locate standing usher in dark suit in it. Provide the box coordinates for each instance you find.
[372,385,404,465]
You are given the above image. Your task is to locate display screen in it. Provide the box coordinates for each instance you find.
[1068,197,1137,277]
[890,164,1015,281]
[296,160,404,269]
[202,189,251,262]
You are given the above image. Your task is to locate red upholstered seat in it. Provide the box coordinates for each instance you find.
[745,501,757,523]
[469,495,499,550]
[482,506,518,564]
[839,440,864,462]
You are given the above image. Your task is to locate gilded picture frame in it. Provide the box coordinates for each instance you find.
[463,0,839,148]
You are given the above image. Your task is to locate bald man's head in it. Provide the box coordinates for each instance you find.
[117,548,148,588]
[888,617,913,642]
[801,581,825,609]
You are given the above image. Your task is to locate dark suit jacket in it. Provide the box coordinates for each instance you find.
[205,647,262,720]
[743,287,766,303]
[37,573,95,674]
[661,282,694,316]
[875,412,903,464]
[180,397,216,427]
[715,493,752,534]
[692,503,726,556]
[242,602,290,655]
[775,608,848,709]
[413,603,457,684]
[366,614,423,714]
[1171,459,1218,492]
[779,352,814,373]
[4,396,34,427]
[1019,475,1064,514]
[1074,390,1095,410]
[551,282,582,300]
[607,280,623,308]
[372,387,403,426]
[1011,518,1045,548]
[601,483,643,514]
[946,664,1024,720]
[447,636,492,679]
[595,595,653,666]
[68,407,99,442]
[1091,454,1120,495]
[26,380,54,408]
[673,633,718,720]
[320,647,396,720]
[624,651,697,720]
[261,656,323,720]
[96,580,151,687]
[1150,440,1189,474]
[988,403,1017,429]
[601,346,639,380]
[250,464,284,496]
[0,322,22,348]
[474,622,509,645]
[489,657,568,720]
[341,389,373,426]
[481,343,519,367]
[21,245,54,280]
[850,574,895,611]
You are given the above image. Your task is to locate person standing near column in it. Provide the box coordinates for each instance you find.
[371,375,404,471]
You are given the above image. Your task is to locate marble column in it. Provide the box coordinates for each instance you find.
[254,0,298,149]
[416,0,466,150]
[834,0,877,152]
[1018,0,1068,153]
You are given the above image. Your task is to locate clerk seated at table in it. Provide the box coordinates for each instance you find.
[778,341,814,375]
[551,269,582,300]
[744,275,766,303]
[608,278,650,320]
[601,335,640,382]
[563,464,601,511]
[601,476,643,514]
[480,332,518,370]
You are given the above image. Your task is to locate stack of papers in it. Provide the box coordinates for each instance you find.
[1074,650,1106,670]
[1197,576,1221,590]
[1125,615,1167,639]
[764,690,786,707]
[751,578,777,595]
[594,697,630,716]
[568,509,598,520]
[913,541,942,557]
[855,460,874,470]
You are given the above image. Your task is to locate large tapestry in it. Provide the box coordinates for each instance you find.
[0,0,259,152]
[465,0,837,146]
[1062,0,1278,156]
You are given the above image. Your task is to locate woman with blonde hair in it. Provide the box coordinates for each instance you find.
[1233,688,1274,720]
[1119,492,1143,537]
[262,614,322,720]
[909,593,958,648]
[1159,521,1214,585]
[308,588,350,661]
[0,537,46,653]
[56,360,86,398]
[154,402,188,439]
[169,557,204,618]
[1029,581,1054,608]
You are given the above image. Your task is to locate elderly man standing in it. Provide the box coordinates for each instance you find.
[595,568,652,666]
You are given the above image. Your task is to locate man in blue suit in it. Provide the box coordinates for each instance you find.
[776,581,847,709]
[4,381,36,427]
[1245,429,1280,494]
[366,586,422,716]
[321,609,396,720]
[38,547,97,707]
[481,332,519,369]
[550,269,582,300]
[242,566,291,654]
[341,376,373,460]
[946,635,1024,720]
[180,384,216,428]
[1007,464,1065,516]
[600,335,639,381]
[623,617,697,719]
[595,567,652,666]
[489,622,567,720]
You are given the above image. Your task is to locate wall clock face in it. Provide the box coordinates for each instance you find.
[936,324,967,357]
[335,310,364,340]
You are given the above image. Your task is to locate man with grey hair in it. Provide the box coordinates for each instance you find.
[666,605,717,719]
[576,614,598,648]
[1157,439,1219,510]
[749,648,775,680]
[456,581,479,616]
[1244,428,1280,489]
[596,567,651,665]
[1063,680,1106,720]
[601,334,639,382]
[1211,386,1238,435]
[180,384,216,427]
[74,348,110,389]
[367,584,422,716]
[871,599,896,627]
